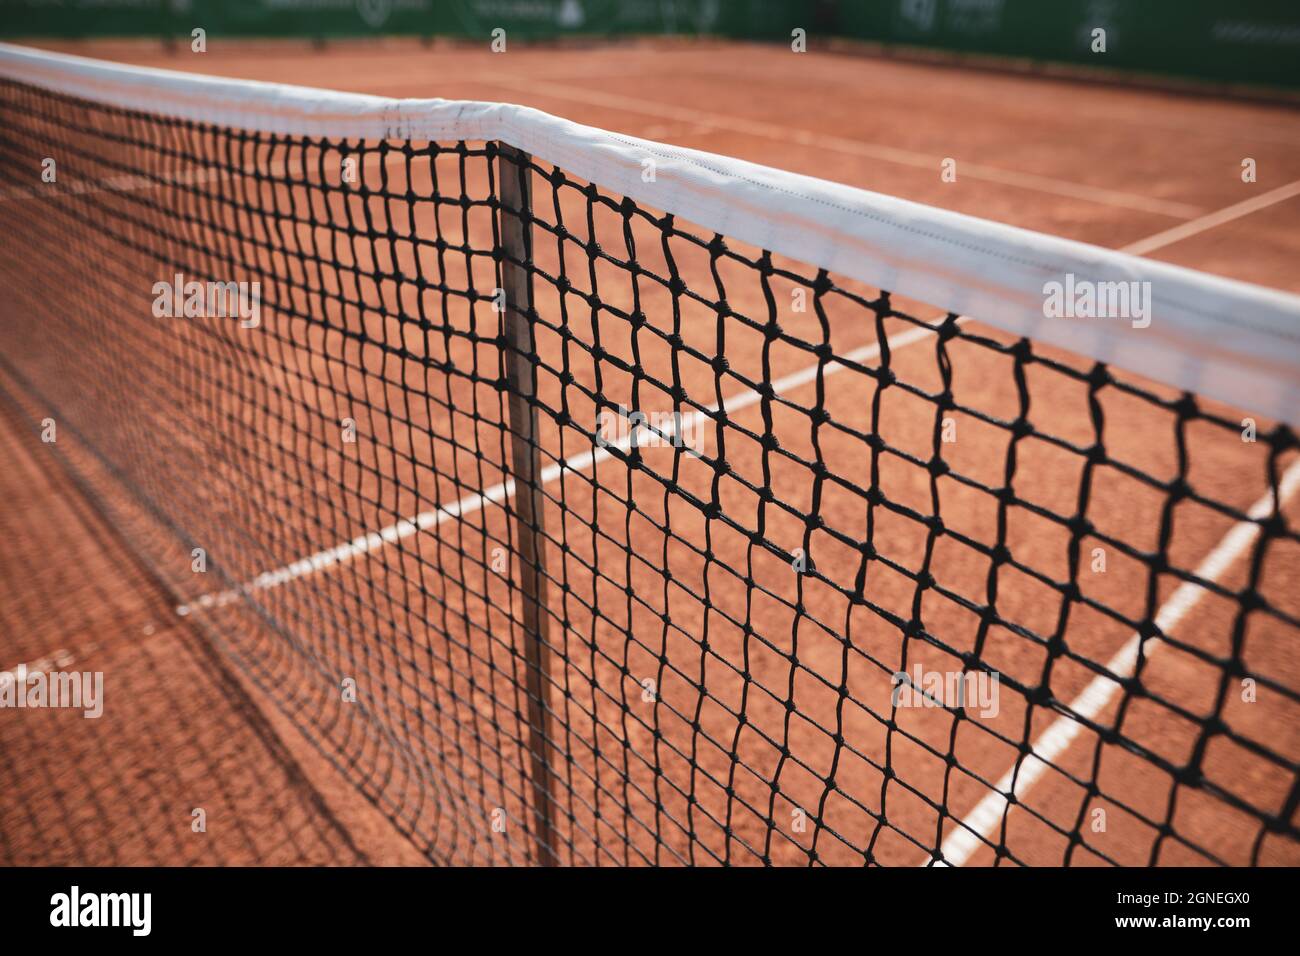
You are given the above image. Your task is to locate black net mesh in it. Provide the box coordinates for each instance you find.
[1,77,1297,866]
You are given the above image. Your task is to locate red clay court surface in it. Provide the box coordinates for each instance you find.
[1,38,1298,867]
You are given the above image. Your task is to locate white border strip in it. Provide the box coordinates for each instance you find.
[2,42,1298,424]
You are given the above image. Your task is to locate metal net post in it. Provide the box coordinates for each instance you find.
[496,143,558,867]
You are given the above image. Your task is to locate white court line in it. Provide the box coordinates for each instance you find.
[484,75,1204,220]
[175,319,942,616]
[0,166,224,203]
[0,648,81,679]
[180,161,1278,615]
[933,457,1300,867]
[1120,180,1300,257]
[0,150,411,203]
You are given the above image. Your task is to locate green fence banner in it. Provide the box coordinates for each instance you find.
[2,0,1296,89]
[835,0,1300,90]
[0,0,801,41]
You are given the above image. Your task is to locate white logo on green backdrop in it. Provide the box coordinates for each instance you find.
[357,0,393,28]
[557,0,585,28]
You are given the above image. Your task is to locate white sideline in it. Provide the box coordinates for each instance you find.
[175,319,942,615]
[1,41,1298,423]
[933,457,1300,867]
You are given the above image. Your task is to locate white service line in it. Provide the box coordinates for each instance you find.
[933,456,1300,867]
[175,319,942,616]
[484,75,1205,220]
[1120,180,1300,257]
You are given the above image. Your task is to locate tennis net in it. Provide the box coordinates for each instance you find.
[1,44,1298,866]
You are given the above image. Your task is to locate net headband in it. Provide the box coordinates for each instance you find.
[2,39,1297,424]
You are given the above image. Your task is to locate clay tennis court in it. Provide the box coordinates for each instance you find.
[1,36,1297,868]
